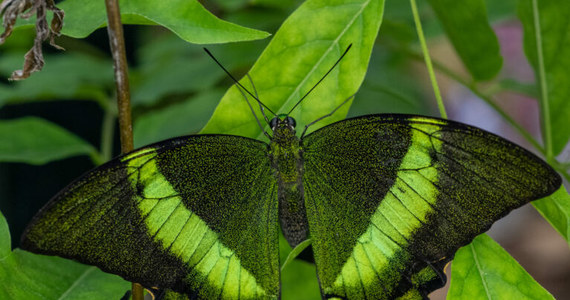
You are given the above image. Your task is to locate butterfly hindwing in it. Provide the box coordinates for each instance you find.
[21,135,280,299]
[302,114,560,299]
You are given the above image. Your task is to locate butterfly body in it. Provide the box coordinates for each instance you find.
[21,114,561,299]
[270,116,309,247]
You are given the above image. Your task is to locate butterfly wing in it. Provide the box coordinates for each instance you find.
[302,114,560,299]
[21,135,280,299]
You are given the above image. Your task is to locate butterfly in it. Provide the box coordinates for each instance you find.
[21,48,561,299]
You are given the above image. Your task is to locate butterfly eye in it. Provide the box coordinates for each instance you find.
[286,116,296,128]
[269,117,279,129]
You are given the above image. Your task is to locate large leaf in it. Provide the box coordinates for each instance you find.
[347,46,429,117]
[58,0,269,44]
[201,0,387,141]
[0,211,129,299]
[448,234,554,299]
[533,185,570,246]
[0,117,97,165]
[518,0,570,155]
[427,0,502,80]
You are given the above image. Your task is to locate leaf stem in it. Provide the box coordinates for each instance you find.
[104,0,139,298]
[409,0,447,119]
[531,0,553,163]
[431,56,544,153]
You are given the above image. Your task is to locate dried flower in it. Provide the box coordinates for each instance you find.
[1,0,64,80]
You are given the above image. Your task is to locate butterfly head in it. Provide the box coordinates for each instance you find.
[269,114,297,141]
[270,114,296,130]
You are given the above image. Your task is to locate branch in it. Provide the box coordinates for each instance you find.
[103,0,139,298]
[104,0,133,153]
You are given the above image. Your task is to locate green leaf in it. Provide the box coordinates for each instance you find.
[0,117,97,165]
[448,234,554,299]
[518,0,570,155]
[427,0,503,80]
[533,185,570,246]
[281,239,312,271]
[0,211,129,299]
[133,89,224,147]
[58,0,269,44]
[348,47,428,117]
[0,52,113,106]
[201,0,387,140]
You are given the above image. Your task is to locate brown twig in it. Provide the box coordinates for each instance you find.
[104,0,133,153]
[103,0,139,298]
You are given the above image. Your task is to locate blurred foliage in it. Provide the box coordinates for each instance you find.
[1,0,569,299]
[0,117,97,165]
[518,0,570,156]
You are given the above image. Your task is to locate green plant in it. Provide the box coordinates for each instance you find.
[1,0,569,299]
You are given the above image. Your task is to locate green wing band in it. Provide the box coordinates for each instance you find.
[321,119,444,299]
[22,135,280,299]
[303,115,560,299]
[124,150,267,298]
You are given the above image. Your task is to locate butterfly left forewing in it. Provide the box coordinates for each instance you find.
[22,135,280,299]
[302,114,560,299]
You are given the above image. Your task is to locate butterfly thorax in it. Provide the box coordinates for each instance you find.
[268,116,308,246]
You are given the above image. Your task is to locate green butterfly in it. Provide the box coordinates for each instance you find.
[21,54,561,299]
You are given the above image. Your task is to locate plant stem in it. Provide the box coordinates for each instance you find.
[105,0,133,154]
[104,0,139,299]
[531,0,553,163]
[429,55,544,154]
[395,45,545,155]
[409,0,447,119]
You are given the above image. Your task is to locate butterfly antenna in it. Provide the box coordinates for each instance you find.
[203,48,276,117]
[287,44,352,115]
[235,80,272,139]
[247,73,271,124]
